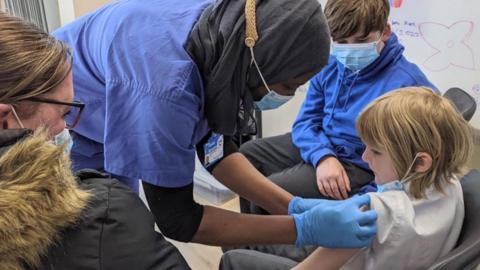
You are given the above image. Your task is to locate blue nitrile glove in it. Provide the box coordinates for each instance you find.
[293,194,377,248]
[288,196,342,215]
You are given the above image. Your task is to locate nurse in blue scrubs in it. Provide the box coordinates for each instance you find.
[53,0,377,251]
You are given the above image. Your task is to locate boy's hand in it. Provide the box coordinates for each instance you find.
[316,156,351,200]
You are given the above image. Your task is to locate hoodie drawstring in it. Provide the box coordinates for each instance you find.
[342,71,360,111]
[325,76,343,126]
[326,71,360,126]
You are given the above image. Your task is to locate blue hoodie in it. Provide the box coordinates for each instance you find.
[292,34,437,171]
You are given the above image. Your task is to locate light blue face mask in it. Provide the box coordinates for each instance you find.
[331,37,382,71]
[377,180,404,193]
[248,47,294,111]
[54,128,73,155]
[255,90,293,111]
[377,153,420,193]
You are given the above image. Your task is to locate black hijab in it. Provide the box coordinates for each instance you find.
[187,0,330,136]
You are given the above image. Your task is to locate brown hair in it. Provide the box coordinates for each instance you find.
[324,0,390,40]
[357,87,473,199]
[0,12,71,106]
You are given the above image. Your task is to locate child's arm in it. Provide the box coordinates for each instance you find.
[292,197,371,269]
[292,248,360,270]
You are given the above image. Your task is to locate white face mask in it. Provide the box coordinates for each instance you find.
[11,105,73,154]
[53,128,73,155]
[249,47,294,110]
[377,153,420,193]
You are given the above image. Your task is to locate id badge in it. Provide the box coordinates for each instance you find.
[204,132,224,167]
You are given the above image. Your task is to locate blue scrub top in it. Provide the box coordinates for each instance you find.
[53,0,213,190]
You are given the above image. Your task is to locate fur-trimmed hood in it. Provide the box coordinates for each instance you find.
[0,129,90,270]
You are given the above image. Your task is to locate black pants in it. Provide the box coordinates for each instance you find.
[230,133,374,262]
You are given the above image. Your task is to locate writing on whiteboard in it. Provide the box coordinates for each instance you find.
[473,84,480,104]
[419,21,475,72]
[391,20,421,38]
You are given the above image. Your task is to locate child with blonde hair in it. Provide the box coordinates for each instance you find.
[294,87,473,270]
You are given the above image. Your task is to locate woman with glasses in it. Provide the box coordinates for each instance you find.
[52,0,377,255]
[0,12,188,269]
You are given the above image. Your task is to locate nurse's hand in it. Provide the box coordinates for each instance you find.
[293,194,377,248]
[316,156,351,200]
[288,196,341,215]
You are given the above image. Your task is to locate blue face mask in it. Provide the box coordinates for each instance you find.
[377,153,420,193]
[255,90,293,111]
[248,47,294,111]
[54,129,73,155]
[377,180,404,193]
[332,38,381,71]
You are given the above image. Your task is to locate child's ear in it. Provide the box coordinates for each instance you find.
[381,24,392,42]
[0,104,12,129]
[414,152,433,173]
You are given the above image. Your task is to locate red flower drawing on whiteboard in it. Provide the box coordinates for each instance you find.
[419,21,475,72]
[389,0,403,8]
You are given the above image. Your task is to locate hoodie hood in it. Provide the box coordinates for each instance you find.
[358,33,404,79]
[0,129,90,270]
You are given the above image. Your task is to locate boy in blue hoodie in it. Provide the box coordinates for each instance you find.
[240,0,437,215]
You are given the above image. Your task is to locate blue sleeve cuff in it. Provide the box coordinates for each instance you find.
[310,148,336,168]
[292,214,304,247]
[288,196,301,215]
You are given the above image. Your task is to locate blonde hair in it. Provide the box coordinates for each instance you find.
[357,87,473,199]
[0,130,91,269]
[324,0,390,40]
[0,12,71,105]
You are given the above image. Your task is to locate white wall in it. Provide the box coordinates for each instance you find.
[58,0,112,26]
[57,0,75,26]
[73,0,112,17]
[43,0,61,31]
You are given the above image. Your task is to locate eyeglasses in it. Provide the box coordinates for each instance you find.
[26,97,85,129]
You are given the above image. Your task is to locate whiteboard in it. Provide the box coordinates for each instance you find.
[317,0,480,128]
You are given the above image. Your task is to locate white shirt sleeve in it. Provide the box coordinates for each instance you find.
[341,181,464,270]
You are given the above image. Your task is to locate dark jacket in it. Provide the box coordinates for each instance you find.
[0,129,189,270]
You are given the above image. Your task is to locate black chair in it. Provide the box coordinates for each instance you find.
[443,87,477,121]
[428,170,480,270]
